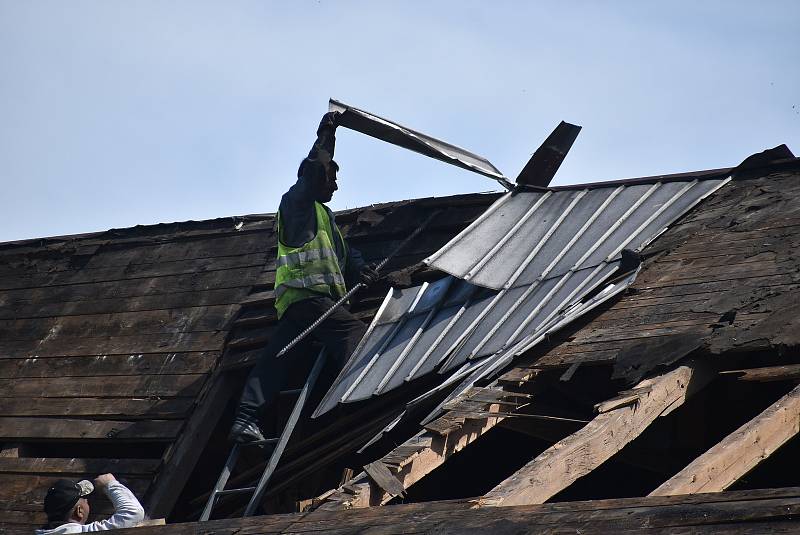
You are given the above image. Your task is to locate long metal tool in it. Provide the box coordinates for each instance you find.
[276,209,442,358]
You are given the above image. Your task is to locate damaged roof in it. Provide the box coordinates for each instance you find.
[0,193,496,532]
[1,149,800,533]
[313,176,729,416]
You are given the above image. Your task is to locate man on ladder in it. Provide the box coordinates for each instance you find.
[229,111,378,449]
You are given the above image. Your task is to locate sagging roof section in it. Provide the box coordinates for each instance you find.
[314,177,730,416]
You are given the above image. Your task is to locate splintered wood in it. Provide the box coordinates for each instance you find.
[315,388,513,510]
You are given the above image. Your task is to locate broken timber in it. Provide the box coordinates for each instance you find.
[478,362,714,507]
[315,386,519,510]
[651,382,800,496]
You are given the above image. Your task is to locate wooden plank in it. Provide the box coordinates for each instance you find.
[0,457,160,475]
[0,417,181,440]
[0,331,226,358]
[647,251,779,270]
[624,275,797,302]
[0,286,251,320]
[0,266,262,309]
[637,270,798,291]
[720,364,800,382]
[0,374,206,398]
[479,363,714,507]
[363,461,406,498]
[0,352,217,379]
[0,305,239,341]
[173,490,800,534]
[0,474,150,508]
[0,262,264,306]
[651,383,800,496]
[0,234,271,288]
[0,397,194,418]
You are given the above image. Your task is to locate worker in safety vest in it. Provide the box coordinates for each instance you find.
[230,111,378,446]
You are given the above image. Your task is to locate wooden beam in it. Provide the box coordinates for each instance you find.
[719,364,800,382]
[317,408,504,510]
[0,417,179,440]
[143,369,239,519]
[363,461,406,498]
[479,362,714,507]
[121,487,800,535]
[0,457,159,475]
[651,383,800,496]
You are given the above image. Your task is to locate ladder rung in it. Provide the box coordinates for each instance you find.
[241,437,279,447]
[215,486,256,497]
[279,388,302,396]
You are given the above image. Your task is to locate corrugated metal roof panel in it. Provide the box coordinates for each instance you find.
[425,178,728,290]
[313,176,730,417]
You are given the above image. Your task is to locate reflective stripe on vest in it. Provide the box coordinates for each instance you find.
[274,272,346,299]
[276,246,339,269]
[274,202,348,318]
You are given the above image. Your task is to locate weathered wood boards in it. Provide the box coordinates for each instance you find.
[479,363,714,507]
[0,220,275,532]
[538,173,800,369]
[651,383,800,496]
[83,487,800,535]
[720,364,800,383]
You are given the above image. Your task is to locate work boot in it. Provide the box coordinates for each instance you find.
[229,406,268,446]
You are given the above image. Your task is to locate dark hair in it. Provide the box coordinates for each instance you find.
[297,158,338,180]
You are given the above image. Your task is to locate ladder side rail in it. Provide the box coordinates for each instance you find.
[243,348,328,516]
[200,443,242,521]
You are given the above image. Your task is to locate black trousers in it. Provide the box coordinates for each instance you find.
[238,296,366,416]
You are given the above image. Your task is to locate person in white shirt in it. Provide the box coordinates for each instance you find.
[36,474,145,533]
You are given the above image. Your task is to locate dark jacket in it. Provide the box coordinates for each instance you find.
[278,120,365,288]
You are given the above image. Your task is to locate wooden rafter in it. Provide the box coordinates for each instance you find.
[311,363,545,511]
[651,383,800,496]
[719,364,800,383]
[316,406,505,510]
[312,374,544,511]
[478,362,714,507]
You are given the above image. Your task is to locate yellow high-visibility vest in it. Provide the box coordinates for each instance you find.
[274,202,347,318]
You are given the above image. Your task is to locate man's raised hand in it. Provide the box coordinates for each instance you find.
[317,111,341,134]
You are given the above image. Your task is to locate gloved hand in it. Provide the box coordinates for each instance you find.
[359,263,380,285]
[317,111,341,135]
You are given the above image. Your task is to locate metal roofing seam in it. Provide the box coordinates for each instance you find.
[374,306,437,395]
[427,188,592,372]
[571,182,660,271]
[538,186,624,277]
[337,285,428,403]
[605,180,697,262]
[497,264,607,354]
[503,189,588,289]
[423,192,514,268]
[404,293,474,381]
[455,188,625,358]
[464,191,554,280]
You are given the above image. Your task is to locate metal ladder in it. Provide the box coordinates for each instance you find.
[200,348,326,520]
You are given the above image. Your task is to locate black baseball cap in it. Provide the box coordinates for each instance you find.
[43,479,94,521]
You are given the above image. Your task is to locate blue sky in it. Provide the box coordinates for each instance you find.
[1,1,798,242]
